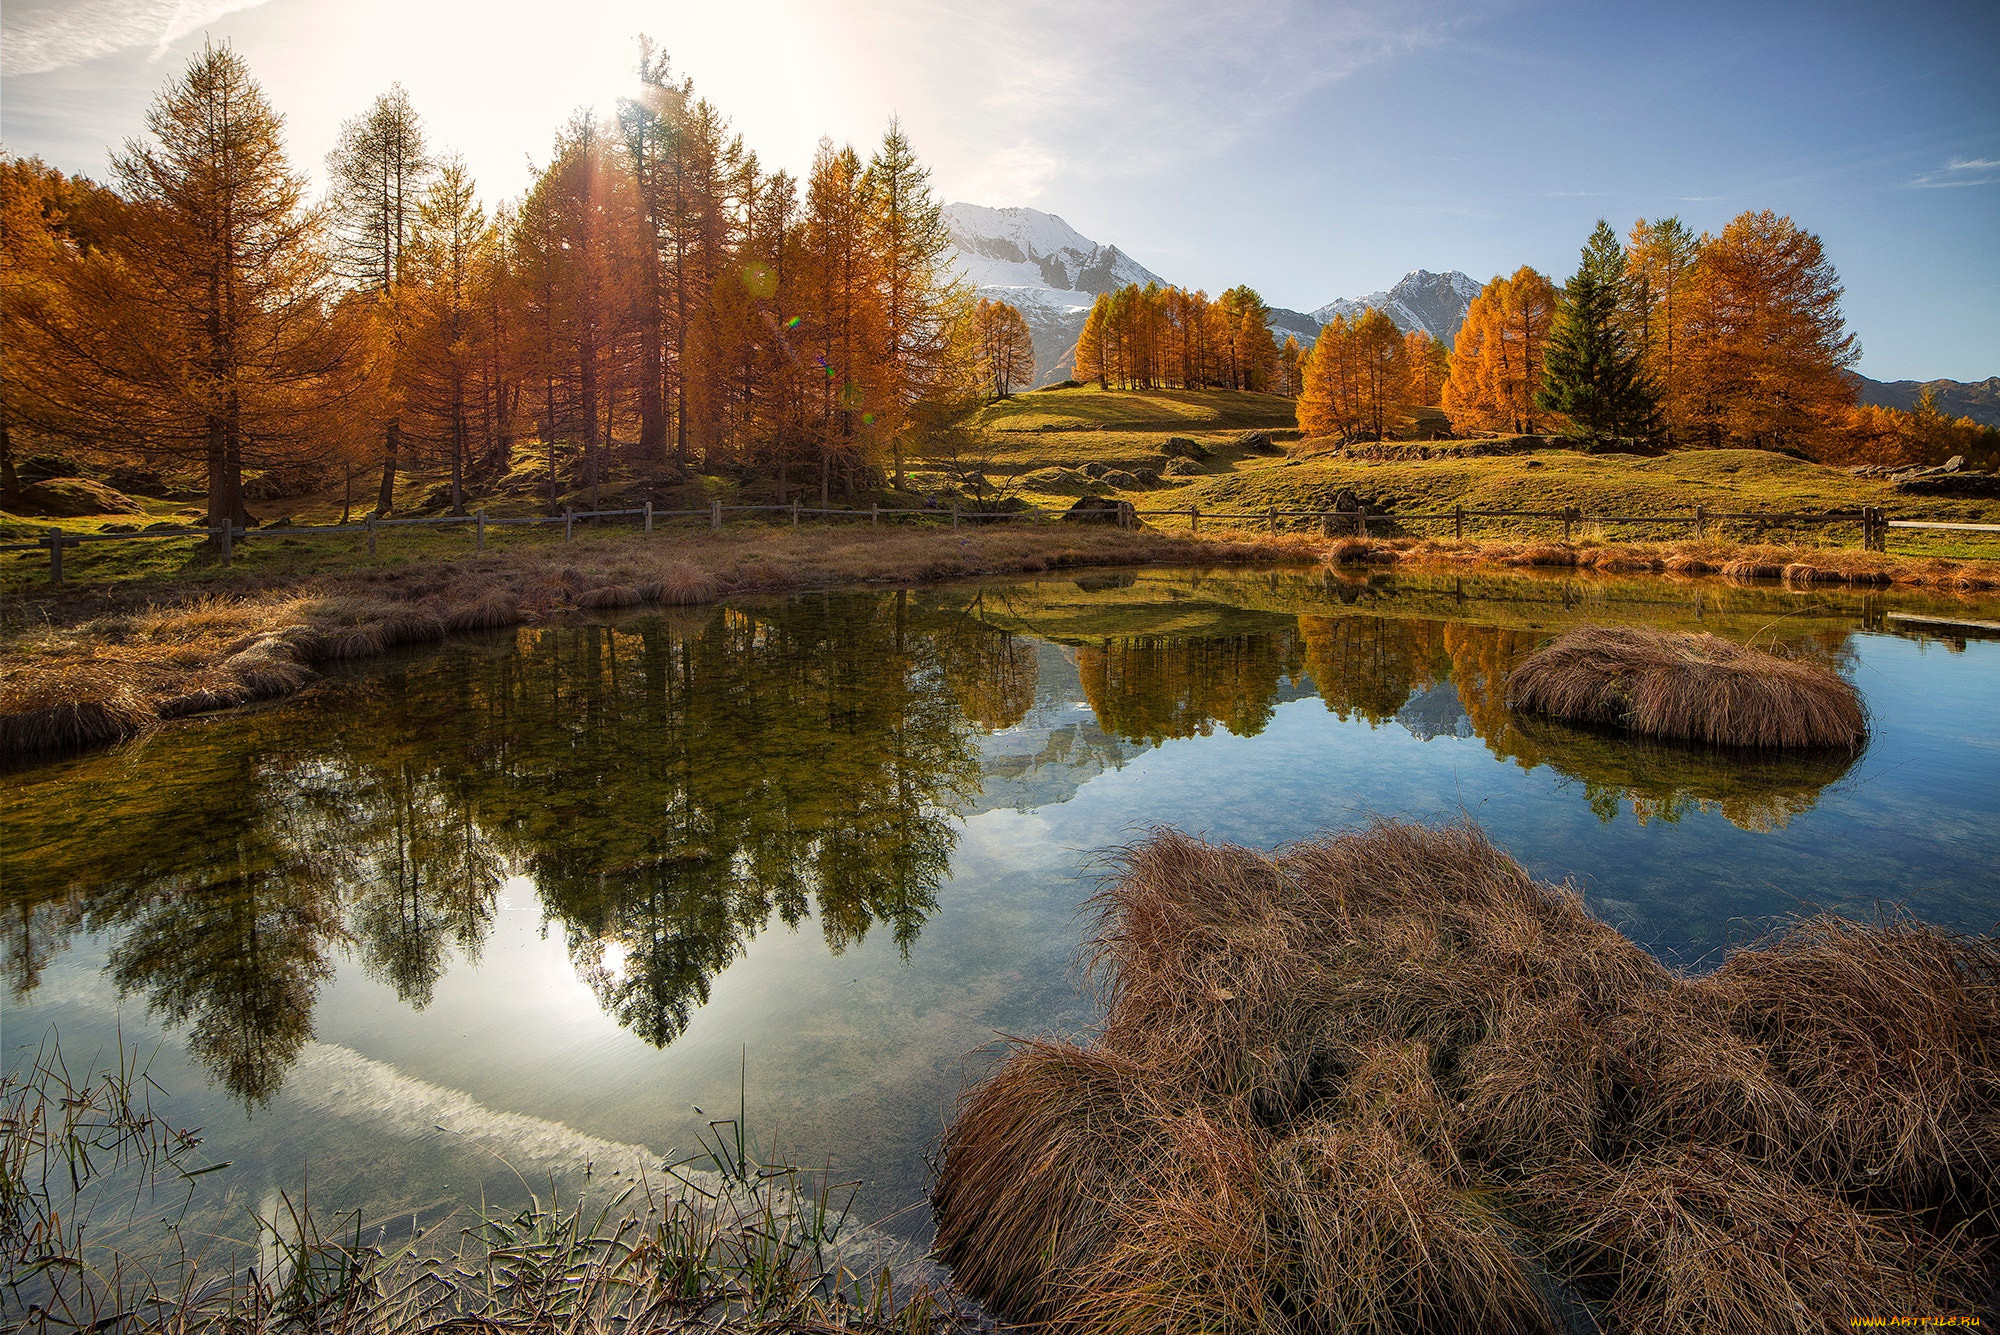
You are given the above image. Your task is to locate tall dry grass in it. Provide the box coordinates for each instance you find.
[1505,625,1868,749]
[931,821,2000,1333]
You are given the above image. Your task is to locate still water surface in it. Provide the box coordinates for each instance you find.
[5,567,1999,1253]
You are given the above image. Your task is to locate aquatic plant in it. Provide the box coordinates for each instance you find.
[931,821,2000,1332]
[2,1034,966,1333]
[1505,624,1868,749]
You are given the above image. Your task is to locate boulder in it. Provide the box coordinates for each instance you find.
[11,478,146,517]
[1330,488,1363,513]
[1159,435,1209,461]
[1236,430,1276,452]
[1100,469,1139,489]
[1893,472,2000,499]
[1061,496,1137,526]
[1162,458,1204,477]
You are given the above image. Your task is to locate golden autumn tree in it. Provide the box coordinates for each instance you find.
[1624,216,1700,441]
[1443,267,1558,435]
[28,45,343,535]
[1402,330,1447,406]
[1678,210,1857,451]
[1352,308,1408,440]
[1297,313,1361,440]
[326,84,433,513]
[969,298,1035,398]
[402,157,489,513]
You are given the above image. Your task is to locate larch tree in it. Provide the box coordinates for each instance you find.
[327,84,433,514]
[1679,210,1857,451]
[1298,313,1361,440]
[1075,295,1110,388]
[1444,268,1558,434]
[971,298,1035,398]
[863,118,960,487]
[1402,330,1447,407]
[1538,220,1655,441]
[404,157,488,513]
[42,44,342,535]
[1624,215,1700,441]
[1352,308,1407,440]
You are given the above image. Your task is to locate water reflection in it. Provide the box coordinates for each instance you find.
[3,573,1929,1105]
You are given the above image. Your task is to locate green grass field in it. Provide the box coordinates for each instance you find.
[7,387,1999,593]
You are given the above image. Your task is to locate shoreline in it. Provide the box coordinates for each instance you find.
[4,524,1996,763]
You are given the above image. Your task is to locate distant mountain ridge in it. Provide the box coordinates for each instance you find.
[943,202,1490,384]
[1311,269,1485,348]
[1849,374,2000,430]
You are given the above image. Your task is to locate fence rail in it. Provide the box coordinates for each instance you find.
[6,494,1994,585]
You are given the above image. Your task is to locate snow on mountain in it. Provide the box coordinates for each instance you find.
[1310,270,1483,348]
[944,203,1168,384]
[943,201,1485,381]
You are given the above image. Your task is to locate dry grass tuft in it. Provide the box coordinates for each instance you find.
[1506,624,1868,750]
[642,561,723,606]
[0,659,156,753]
[932,820,2000,1332]
[440,590,521,633]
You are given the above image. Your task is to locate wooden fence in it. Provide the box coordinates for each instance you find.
[5,496,1997,585]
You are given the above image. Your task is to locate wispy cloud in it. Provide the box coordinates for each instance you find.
[902,0,1494,202]
[1,0,275,77]
[1907,157,2000,189]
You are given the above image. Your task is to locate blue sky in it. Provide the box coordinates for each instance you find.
[3,0,1994,379]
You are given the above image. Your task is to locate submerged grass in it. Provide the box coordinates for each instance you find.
[1505,624,1869,750]
[931,820,2000,1333]
[3,1036,970,1334]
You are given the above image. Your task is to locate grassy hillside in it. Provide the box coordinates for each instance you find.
[947,389,2000,557]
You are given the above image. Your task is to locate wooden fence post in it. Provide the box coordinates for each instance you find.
[1694,504,1706,541]
[1357,507,1368,539]
[367,515,378,556]
[46,528,62,584]
[1190,505,1200,533]
[871,503,879,527]
[222,519,234,567]
[951,503,959,530]
[1454,504,1464,540]
[791,500,800,527]
[710,499,722,531]
[477,510,487,550]
[563,509,573,542]
[644,501,653,534]
[1562,508,1575,544]
[1266,506,1277,535]
[1320,512,1332,537]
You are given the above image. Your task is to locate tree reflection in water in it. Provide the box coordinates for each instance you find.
[1,580,1868,1105]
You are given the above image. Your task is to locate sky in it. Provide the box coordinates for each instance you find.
[3,0,1995,380]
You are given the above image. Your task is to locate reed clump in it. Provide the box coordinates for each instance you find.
[931,821,2000,1333]
[1506,624,1868,750]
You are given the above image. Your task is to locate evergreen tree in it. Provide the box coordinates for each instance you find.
[1538,220,1654,441]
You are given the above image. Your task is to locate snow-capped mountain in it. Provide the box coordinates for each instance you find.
[1311,270,1483,348]
[944,203,1167,385]
[943,201,1485,380]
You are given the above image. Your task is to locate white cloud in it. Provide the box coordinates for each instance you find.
[1,0,275,77]
[1908,156,2000,188]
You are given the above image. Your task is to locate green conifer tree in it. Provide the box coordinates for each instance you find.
[1538,220,1655,441]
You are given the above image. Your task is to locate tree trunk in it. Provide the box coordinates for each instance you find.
[377,418,401,515]
[0,419,18,505]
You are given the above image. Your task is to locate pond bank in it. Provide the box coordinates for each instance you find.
[3,524,1995,761]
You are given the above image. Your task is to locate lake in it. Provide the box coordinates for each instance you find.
[5,566,1998,1263]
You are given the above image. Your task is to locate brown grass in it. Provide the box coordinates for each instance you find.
[931,821,2000,1333]
[1309,533,2000,591]
[1505,625,1869,750]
